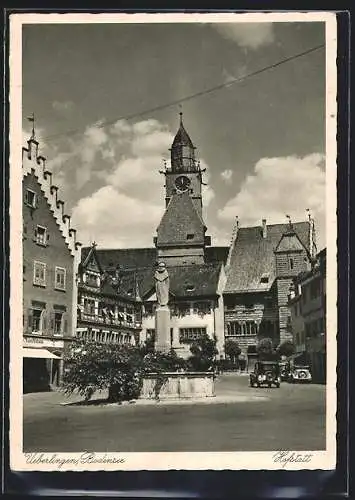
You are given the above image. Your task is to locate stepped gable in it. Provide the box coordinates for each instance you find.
[156,191,205,247]
[225,221,310,294]
[22,138,81,257]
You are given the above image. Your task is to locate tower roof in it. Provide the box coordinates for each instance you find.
[156,191,205,247]
[171,112,194,148]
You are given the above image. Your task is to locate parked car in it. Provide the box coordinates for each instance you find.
[249,360,281,388]
[279,361,290,382]
[288,365,312,383]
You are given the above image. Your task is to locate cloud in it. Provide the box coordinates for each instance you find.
[212,23,275,50]
[52,100,74,113]
[71,185,163,248]
[221,169,233,183]
[70,118,215,247]
[218,153,326,248]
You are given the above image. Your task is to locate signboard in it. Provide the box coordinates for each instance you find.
[23,336,64,349]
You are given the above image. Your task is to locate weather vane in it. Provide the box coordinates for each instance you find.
[27,112,36,140]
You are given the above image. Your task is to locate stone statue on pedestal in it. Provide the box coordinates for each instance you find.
[154,262,171,353]
[154,262,170,307]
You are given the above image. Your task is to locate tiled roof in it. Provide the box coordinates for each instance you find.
[156,192,205,247]
[139,262,222,299]
[80,248,223,300]
[205,246,229,264]
[81,245,228,270]
[275,230,306,252]
[225,221,310,294]
[81,247,157,270]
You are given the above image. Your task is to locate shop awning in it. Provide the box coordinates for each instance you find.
[22,348,61,360]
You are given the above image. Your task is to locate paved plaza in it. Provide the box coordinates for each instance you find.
[23,374,326,452]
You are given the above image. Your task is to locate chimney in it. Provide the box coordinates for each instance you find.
[262,219,267,239]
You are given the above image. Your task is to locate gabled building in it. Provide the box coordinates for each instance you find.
[288,248,326,383]
[76,243,142,346]
[224,217,317,367]
[22,133,81,392]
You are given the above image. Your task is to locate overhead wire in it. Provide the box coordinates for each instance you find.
[40,43,325,142]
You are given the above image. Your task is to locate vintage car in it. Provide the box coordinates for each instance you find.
[288,365,312,383]
[279,361,290,382]
[249,360,281,388]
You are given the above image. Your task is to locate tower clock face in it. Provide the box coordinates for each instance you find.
[175,175,191,192]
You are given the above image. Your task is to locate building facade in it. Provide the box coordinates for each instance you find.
[223,217,317,368]
[22,135,81,392]
[288,248,326,383]
[76,244,142,346]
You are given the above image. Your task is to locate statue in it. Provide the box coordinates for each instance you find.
[154,261,170,307]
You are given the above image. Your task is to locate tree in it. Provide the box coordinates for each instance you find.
[277,340,295,358]
[257,337,278,360]
[224,339,242,364]
[188,333,218,371]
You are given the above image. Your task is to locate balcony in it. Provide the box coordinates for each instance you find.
[79,312,141,330]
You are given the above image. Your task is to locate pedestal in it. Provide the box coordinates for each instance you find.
[155,305,171,353]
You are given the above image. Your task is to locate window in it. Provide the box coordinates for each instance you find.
[85,272,100,288]
[55,267,66,290]
[144,302,155,316]
[32,309,43,333]
[35,225,48,246]
[227,321,242,336]
[289,258,294,270]
[33,261,46,286]
[54,312,63,335]
[24,189,36,208]
[179,327,207,344]
[260,274,269,284]
[186,233,195,240]
[83,298,95,315]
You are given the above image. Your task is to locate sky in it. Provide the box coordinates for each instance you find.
[22,18,326,250]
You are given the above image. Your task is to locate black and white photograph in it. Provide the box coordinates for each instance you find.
[9,12,337,471]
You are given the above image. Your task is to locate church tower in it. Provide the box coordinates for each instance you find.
[154,113,211,266]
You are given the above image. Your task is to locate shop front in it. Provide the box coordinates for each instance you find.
[23,336,64,393]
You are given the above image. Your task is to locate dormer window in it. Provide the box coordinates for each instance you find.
[260,274,269,284]
[24,189,37,208]
[186,284,195,292]
[186,233,194,240]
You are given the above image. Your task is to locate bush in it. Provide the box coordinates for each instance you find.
[62,342,188,403]
[63,341,144,403]
[188,333,218,371]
